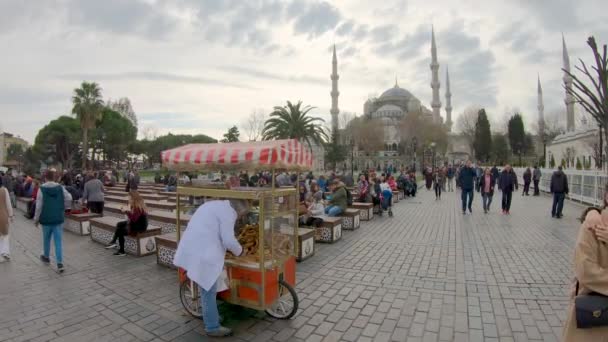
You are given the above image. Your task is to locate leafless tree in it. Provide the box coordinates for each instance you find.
[563,36,608,170]
[141,125,158,140]
[455,106,480,148]
[241,109,266,141]
[345,117,384,153]
[107,97,137,128]
[339,112,356,130]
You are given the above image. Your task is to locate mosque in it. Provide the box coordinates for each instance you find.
[329,27,470,172]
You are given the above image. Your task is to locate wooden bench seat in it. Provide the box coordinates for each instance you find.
[65,212,101,235]
[16,197,32,213]
[314,216,342,243]
[351,202,374,221]
[280,227,315,262]
[90,216,162,256]
[340,208,360,230]
[392,191,400,203]
[104,195,176,212]
[103,203,190,234]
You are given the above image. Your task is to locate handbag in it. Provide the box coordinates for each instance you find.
[574,280,608,328]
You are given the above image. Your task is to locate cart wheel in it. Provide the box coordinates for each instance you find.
[265,280,299,320]
[179,280,202,319]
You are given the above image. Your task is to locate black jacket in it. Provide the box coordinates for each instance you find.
[499,170,518,193]
[459,166,476,190]
[523,170,532,183]
[550,170,569,194]
[478,175,496,195]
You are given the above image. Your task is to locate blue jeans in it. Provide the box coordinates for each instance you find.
[482,193,493,211]
[166,185,176,192]
[325,205,343,217]
[552,193,565,217]
[199,282,220,332]
[42,224,63,264]
[461,189,474,212]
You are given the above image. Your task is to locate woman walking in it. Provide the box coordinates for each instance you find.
[82,172,105,214]
[433,168,444,200]
[522,167,532,196]
[105,191,148,256]
[0,180,14,260]
[562,185,608,340]
[478,168,495,214]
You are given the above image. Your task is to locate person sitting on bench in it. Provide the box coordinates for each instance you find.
[325,180,347,217]
[299,192,325,227]
[105,191,148,256]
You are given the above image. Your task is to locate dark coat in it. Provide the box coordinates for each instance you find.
[458,166,476,190]
[478,174,496,195]
[550,170,569,194]
[499,170,518,193]
[523,169,532,183]
[491,167,500,179]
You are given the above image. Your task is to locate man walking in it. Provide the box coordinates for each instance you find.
[446,164,455,192]
[34,169,72,272]
[458,160,476,214]
[491,165,500,186]
[533,165,541,196]
[499,165,518,214]
[550,166,569,218]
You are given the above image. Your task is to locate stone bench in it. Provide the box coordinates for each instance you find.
[90,216,162,256]
[155,233,178,268]
[65,212,101,235]
[102,203,190,234]
[392,191,400,203]
[340,208,360,230]
[351,202,374,221]
[104,195,176,212]
[314,216,342,243]
[16,197,32,213]
[280,227,315,262]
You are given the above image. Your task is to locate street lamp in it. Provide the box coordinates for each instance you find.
[350,139,355,177]
[411,137,418,172]
[430,142,437,169]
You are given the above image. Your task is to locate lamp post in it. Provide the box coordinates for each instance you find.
[350,139,355,177]
[430,142,437,169]
[411,137,418,172]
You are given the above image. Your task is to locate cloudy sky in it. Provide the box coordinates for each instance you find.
[1,0,607,143]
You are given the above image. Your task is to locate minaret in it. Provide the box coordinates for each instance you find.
[563,34,575,132]
[445,66,453,132]
[537,75,545,137]
[430,26,441,122]
[330,44,340,140]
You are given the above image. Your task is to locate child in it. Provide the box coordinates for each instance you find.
[380,178,393,216]
[299,192,325,227]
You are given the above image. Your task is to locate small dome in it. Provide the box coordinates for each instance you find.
[373,104,404,119]
[380,84,414,99]
[377,104,403,112]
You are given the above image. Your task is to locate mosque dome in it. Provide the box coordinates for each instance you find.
[373,104,404,119]
[379,83,414,100]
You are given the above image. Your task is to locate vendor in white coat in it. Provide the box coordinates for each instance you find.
[173,199,249,337]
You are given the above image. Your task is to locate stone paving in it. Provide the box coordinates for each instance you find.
[0,188,582,342]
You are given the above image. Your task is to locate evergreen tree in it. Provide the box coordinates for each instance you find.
[550,155,555,168]
[221,126,240,142]
[491,133,509,165]
[473,109,492,162]
[507,113,526,165]
[576,157,582,170]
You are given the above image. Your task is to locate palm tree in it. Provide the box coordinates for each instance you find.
[72,82,104,170]
[262,101,329,146]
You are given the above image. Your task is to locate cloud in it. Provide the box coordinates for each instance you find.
[492,21,546,63]
[288,0,341,38]
[371,24,428,59]
[57,72,257,90]
[0,86,65,106]
[515,0,581,31]
[218,66,325,85]
[336,20,355,36]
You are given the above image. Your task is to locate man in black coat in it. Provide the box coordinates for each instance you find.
[458,160,476,214]
[499,165,518,214]
[491,165,500,186]
[550,166,569,218]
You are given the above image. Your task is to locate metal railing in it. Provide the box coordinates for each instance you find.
[513,167,607,207]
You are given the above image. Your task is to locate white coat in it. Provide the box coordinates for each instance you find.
[173,200,243,291]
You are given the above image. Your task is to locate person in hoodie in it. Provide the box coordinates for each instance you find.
[522,167,532,196]
[325,180,347,217]
[532,165,542,196]
[34,169,73,272]
[499,165,518,214]
[550,166,569,219]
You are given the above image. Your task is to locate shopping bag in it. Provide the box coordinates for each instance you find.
[216,268,229,292]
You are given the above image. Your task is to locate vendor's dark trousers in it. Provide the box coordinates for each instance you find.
[552,193,565,217]
[461,189,474,212]
[111,221,129,253]
[87,201,104,214]
[502,191,513,212]
[533,180,540,195]
[523,182,530,195]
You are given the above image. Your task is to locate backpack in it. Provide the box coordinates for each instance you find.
[346,188,353,206]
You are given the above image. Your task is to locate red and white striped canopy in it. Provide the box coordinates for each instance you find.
[161,139,313,171]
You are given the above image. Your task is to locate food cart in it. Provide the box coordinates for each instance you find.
[161,139,313,320]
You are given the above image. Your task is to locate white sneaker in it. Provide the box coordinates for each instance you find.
[105,243,117,249]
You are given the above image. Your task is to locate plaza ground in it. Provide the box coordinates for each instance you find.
[0,188,581,342]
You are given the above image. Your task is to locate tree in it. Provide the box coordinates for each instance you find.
[92,108,137,165]
[107,97,137,128]
[33,116,81,169]
[324,133,346,171]
[6,143,24,162]
[143,133,217,165]
[550,154,556,168]
[221,126,240,143]
[262,101,329,147]
[491,133,510,165]
[72,82,104,170]
[455,106,481,148]
[241,109,265,141]
[473,109,492,162]
[576,157,582,170]
[345,117,384,154]
[399,111,448,160]
[508,114,526,165]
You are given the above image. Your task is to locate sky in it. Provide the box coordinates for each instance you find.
[1,0,607,144]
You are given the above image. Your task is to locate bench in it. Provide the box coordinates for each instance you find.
[392,191,400,203]
[90,216,162,256]
[64,212,101,235]
[341,208,360,230]
[104,195,176,212]
[314,216,342,243]
[16,197,32,213]
[102,203,190,234]
[104,195,129,205]
[155,233,178,268]
[280,227,315,262]
[351,202,374,221]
